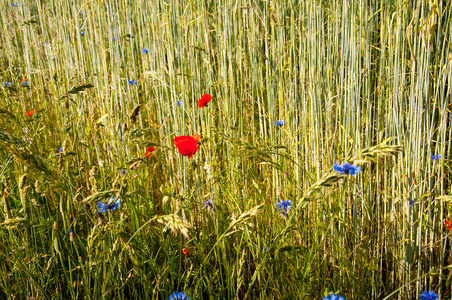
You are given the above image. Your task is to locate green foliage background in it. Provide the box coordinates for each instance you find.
[0,0,451,299]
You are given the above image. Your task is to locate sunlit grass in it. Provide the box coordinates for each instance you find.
[0,0,451,299]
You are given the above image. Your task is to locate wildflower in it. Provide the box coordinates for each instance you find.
[333,162,361,176]
[204,164,214,181]
[277,199,292,210]
[204,164,213,173]
[113,37,117,41]
[5,82,11,86]
[173,136,199,158]
[145,146,155,158]
[446,219,451,231]
[26,110,35,117]
[168,292,190,300]
[410,199,415,207]
[128,80,137,85]
[12,3,18,6]
[69,229,74,242]
[108,146,113,151]
[182,248,190,255]
[419,291,439,300]
[277,199,292,219]
[58,147,63,152]
[141,48,150,54]
[97,197,120,213]
[197,93,212,108]
[431,154,441,160]
[274,119,285,126]
[52,56,56,61]
[176,100,182,106]
[323,294,346,300]
[121,169,126,175]
[202,197,214,213]
[22,81,29,85]
[80,32,85,36]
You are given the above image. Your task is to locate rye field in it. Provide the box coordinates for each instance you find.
[0,0,451,299]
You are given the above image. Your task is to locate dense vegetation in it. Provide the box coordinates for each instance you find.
[0,0,451,299]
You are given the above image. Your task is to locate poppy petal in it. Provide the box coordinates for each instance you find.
[174,136,199,158]
[197,94,212,108]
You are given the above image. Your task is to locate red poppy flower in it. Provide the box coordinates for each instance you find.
[197,94,212,108]
[173,136,199,158]
[446,219,452,231]
[145,146,155,158]
[183,248,190,255]
[26,110,34,117]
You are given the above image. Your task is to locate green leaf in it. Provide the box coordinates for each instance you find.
[23,19,39,25]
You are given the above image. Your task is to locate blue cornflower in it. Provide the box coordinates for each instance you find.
[12,3,18,6]
[141,48,150,54]
[80,32,85,36]
[277,199,292,210]
[58,147,63,152]
[202,197,214,213]
[52,56,56,61]
[334,162,361,176]
[410,199,415,207]
[274,119,285,126]
[128,80,137,85]
[431,154,441,160]
[121,169,126,175]
[323,294,346,300]
[419,291,439,300]
[176,100,182,106]
[113,37,117,41]
[97,197,120,214]
[168,292,190,300]
[277,199,292,219]
[22,81,29,85]
[5,82,11,86]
